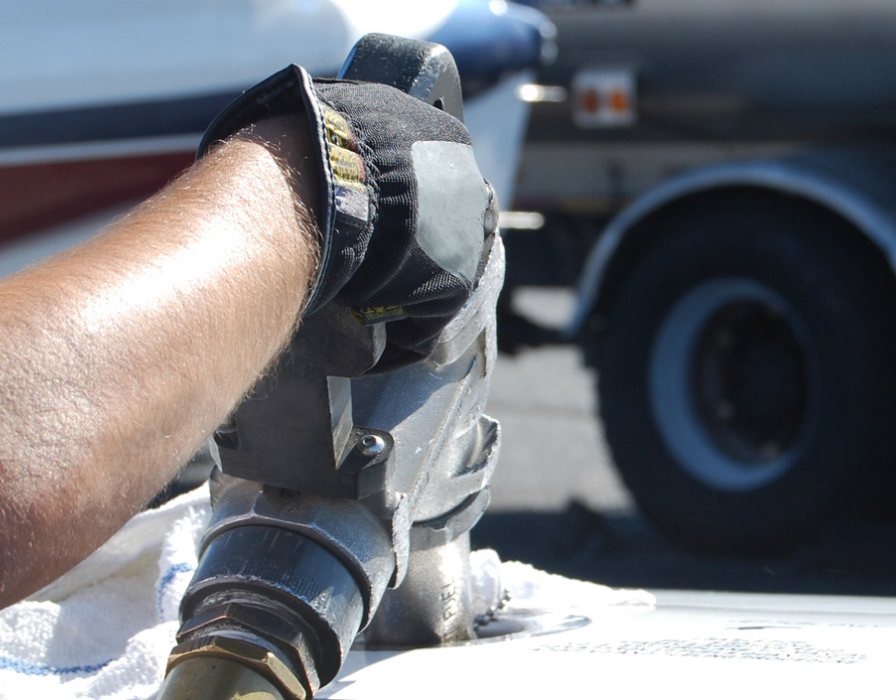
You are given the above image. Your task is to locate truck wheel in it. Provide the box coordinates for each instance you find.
[591,200,896,554]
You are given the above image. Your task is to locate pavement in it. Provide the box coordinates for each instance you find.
[485,286,631,514]
[487,342,632,514]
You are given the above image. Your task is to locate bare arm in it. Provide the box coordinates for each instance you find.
[0,119,320,608]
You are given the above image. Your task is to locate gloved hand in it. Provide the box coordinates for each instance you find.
[199,65,498,370]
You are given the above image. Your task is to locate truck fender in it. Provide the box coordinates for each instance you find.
[563,154,896,338]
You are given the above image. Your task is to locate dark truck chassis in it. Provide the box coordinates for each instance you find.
[501,0,896,554]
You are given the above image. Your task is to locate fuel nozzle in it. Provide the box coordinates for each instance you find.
[161,526,364,699]
[159,33,505,700]
[159,239,503,699]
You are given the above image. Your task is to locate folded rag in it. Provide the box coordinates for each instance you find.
[0,488,209,700]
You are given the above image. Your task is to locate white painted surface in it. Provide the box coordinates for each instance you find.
[320,587,896,699]
[0,0,459,113]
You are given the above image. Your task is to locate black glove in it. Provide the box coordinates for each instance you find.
[199,65,497,371]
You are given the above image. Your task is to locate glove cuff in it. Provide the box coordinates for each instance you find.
[198,65,373,314]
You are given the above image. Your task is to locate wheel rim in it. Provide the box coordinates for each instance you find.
[649,278,818,492]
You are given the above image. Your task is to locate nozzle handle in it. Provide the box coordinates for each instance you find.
[338,33,464,122]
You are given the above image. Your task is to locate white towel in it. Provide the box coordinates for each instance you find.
[0,489,652,700]
[0,488,209,700]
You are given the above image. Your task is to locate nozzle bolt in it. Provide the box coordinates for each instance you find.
[358,434,386,458]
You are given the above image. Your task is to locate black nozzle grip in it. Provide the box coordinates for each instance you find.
[337,33,464,122]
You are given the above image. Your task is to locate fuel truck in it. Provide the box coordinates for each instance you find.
[507,0,896,554]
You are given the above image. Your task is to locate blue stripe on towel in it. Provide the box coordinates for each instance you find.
[157,562,194,616]
[0,562,198,676]
[0,655,112,676]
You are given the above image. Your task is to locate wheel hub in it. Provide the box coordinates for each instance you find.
[694,300,809,464]
[649,278,817,492]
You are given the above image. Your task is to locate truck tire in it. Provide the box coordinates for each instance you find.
[591,199,896,554]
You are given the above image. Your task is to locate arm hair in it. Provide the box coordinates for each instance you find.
[0,121,319,607]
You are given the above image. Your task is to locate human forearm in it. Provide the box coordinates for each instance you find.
[0,124,319,607]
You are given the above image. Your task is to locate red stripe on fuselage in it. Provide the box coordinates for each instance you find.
[0,151,195,244]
